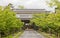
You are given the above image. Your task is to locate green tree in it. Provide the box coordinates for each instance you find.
[0,4,23,37]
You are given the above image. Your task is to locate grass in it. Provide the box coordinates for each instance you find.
[13,31,23,38]
[39,32,56,38]
[2,34,13,38]
[2,31,23,38]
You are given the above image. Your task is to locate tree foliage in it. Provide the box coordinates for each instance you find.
[31,13,60,37]
[0,5,23,37]
[31,0,60,38]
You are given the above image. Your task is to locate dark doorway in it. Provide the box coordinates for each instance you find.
[21,20,30,29]
[21,20,30,23]
[21,20,39,30]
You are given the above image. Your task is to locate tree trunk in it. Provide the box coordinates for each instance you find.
[49,28,52,36]
[57,33,60,38]
[0,34,1,38]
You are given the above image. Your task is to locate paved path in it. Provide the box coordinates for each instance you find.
[19,29,45,38]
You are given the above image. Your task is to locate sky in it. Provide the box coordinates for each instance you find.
[0,0,56,12]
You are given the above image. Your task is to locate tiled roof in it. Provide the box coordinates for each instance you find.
[12,9,50,14]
